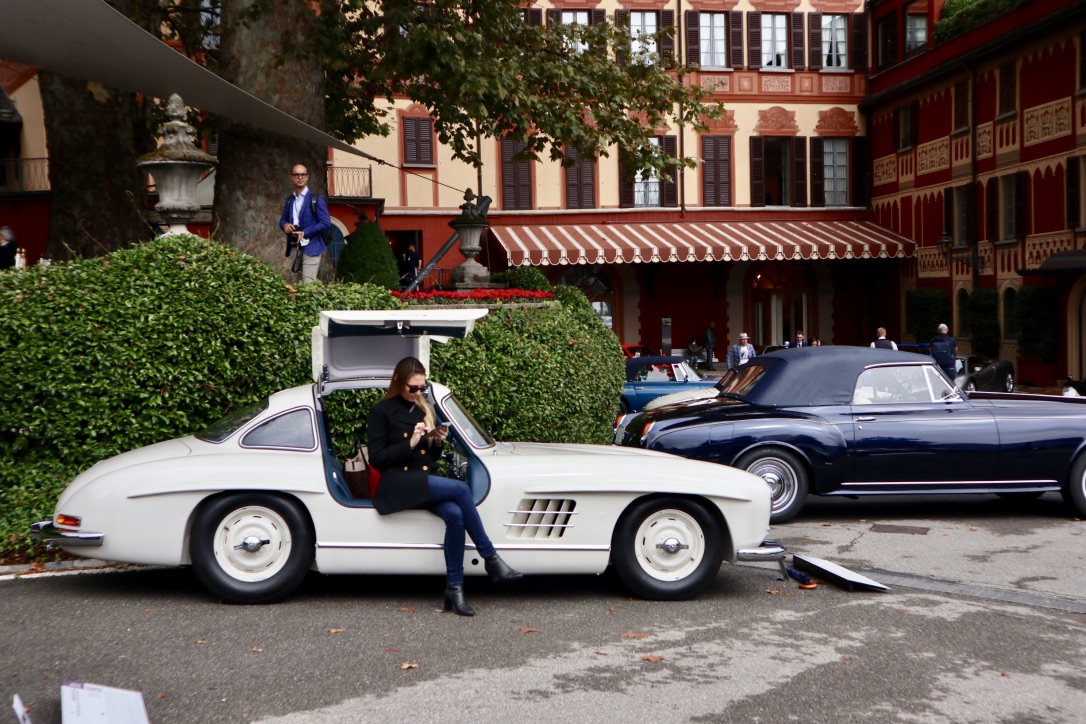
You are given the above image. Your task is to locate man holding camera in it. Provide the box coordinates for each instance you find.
[279,164,331,282]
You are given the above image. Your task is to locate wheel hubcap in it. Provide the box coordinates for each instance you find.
[634,509,705,581]
[212,505,293,582]
[746,457,798,514]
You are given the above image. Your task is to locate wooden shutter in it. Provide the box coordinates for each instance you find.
[730,12,745,69]
[792,136,807,207]
[750,136,765,207]
[524,8,542,25]
[565,147,595,210]
[616,11,630,66]
[501,139,532,211]
[850,13,866,71]
[591,10,605,25]
[987,179,999,241]
[791,13,804,70]
[809,137,825,208]
[686,10,701,68]
[944,188,955,240]
[1068,156,1081,229]
[703,136,733,207]
[808,13,822,71]
[1015,170,1028,242]
[850,137,868,207]
[545,9,559,27]
[662,135,678,207]
[660,11,675,66]
[747,12,761,69]
[619,156,634,208]
[403,117,433,165]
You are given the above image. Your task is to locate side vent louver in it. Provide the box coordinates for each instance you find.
[506,498,577,539]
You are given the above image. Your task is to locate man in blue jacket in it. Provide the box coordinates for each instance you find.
[279,164,331,282]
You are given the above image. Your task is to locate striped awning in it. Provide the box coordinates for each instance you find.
[490,220,916,266]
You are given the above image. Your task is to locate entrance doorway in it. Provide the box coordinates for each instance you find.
[748,262,817,347]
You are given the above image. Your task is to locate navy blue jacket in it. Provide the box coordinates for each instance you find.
[279,189,330,257]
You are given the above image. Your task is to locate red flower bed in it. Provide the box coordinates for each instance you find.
[392,288,554,302]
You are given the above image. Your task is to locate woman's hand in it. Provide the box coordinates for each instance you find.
[410,421,426,448]
[430,425,448,444]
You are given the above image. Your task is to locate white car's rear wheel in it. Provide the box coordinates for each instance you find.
[612,497,723,600]
[190,493,314,604]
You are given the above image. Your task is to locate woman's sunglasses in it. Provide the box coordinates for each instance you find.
[405,383,427,393]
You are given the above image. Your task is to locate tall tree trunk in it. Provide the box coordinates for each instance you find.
[39,74,152,259]
[214,0,327,278]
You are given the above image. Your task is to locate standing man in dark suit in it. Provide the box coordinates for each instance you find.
[704,320,718,370]
[279,164,331,282]
[785,331,807,348]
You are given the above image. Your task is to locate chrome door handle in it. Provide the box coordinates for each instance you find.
[855,416,876,422]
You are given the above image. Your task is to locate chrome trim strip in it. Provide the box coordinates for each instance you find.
[840,480,1058,487]
[30,521,104,548]
[316,541,610,552]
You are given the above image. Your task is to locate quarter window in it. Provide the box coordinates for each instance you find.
[241,409,316,450]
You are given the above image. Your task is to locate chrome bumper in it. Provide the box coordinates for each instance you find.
[30,521,104,548]
[736,540,788,577]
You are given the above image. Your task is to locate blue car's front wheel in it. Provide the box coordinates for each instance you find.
[735,447,809,524]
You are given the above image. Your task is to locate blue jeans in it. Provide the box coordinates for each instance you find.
[423,475,496,586]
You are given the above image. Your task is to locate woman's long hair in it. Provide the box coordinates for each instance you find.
[385,356,435,427]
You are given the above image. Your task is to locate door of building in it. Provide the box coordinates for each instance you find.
[748,262,817,347]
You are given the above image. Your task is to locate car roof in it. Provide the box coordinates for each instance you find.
[745,347,935,406]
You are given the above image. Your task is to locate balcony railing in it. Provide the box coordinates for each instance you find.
[0,158,50,192]
[328,165,372,198]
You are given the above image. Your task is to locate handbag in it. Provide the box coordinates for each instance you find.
[343,446,370,498]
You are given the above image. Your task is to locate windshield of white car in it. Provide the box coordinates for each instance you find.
[441,395,495,448]
[196,399,269,443]
[715,364,766,400]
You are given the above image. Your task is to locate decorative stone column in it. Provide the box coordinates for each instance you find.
[137,94,216,235]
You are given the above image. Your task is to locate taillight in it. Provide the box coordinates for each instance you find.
[55,514,81,528]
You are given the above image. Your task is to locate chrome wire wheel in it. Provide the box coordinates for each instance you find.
[736,447,809,523]
[210,505,294,583]
[632,508,706,582]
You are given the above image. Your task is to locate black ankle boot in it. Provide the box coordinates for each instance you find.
[443,585,475,616]
[484,554,524,583]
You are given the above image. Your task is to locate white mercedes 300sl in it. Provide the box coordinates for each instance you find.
[33,309,781,603]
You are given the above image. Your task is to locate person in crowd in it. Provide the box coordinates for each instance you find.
[401,243,422,286]
[0,226,16,269]
[870,327,898,350]
[703,320,718,370]
[726,332,757,370]
[785,331,807,348]
[1062,376,1083,397]
[278,164,331,282]
[931,323,958,380]
[366,357,522,616]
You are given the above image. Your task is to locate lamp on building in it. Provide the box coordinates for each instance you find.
[937,231,985,272]
[449,189,491,287]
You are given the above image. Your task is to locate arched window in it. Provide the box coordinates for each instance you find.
[956,288,970,336]
[1002,287,1019,340]
[558,265,616,330]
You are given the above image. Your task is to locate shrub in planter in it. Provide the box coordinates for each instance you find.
[491,266,553,292]
[335,220,401,288]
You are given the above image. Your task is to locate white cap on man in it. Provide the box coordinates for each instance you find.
[938,323,948,332]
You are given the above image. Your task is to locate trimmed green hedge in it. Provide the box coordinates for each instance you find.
[0,234,621,556]
[336,220,401,288]
[933,0,1031,45]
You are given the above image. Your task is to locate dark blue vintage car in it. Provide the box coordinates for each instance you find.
[616,347,1086,523]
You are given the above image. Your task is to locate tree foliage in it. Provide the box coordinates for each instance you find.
[1016,285,1059,363]
[906,286,951,340]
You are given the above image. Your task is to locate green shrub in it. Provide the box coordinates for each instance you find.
[0,234,622,556]
[906,286,951,340]
[934,0,1031,45]
[1016,285,1059,363]
[335,220,401,288]
[491,266,554,291]
[966,288,1000,358]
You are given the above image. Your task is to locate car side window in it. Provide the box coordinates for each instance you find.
[853,366,933,404]
[925,366,961,400]
[241,409,316,450]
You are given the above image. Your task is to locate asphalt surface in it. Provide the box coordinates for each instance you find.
[3,493,1085,723]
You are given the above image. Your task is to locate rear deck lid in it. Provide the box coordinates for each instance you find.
[312,309,488,383]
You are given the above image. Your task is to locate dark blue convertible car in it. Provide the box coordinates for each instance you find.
[616,347,1086,523]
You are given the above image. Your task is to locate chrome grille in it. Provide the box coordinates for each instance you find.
[506,499,577,539]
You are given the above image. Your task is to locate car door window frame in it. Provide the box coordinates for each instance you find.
[240,407,318,451]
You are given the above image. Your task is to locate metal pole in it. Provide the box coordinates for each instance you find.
[405,196,492,292]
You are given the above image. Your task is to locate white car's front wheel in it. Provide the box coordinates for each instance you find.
[190,493,314,604]
[611,497,723,600]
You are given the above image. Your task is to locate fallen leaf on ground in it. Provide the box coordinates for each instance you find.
[155,694,167,699]
[195,640,208,645]
[401,607,416,612]
[764,589,781,595]
[326,628,345,634]
[250,647,264,653]
[641,655,664,663]
[519,627,540,633]
[970,527,977,531]
[608,608,617,613]
[841,655,852,661]
[621,632,649,639]
[384,647,400,653]
[594,651,608,656]
[144,608,154,613]
[401,662,419,670]
[821,523,832,527]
